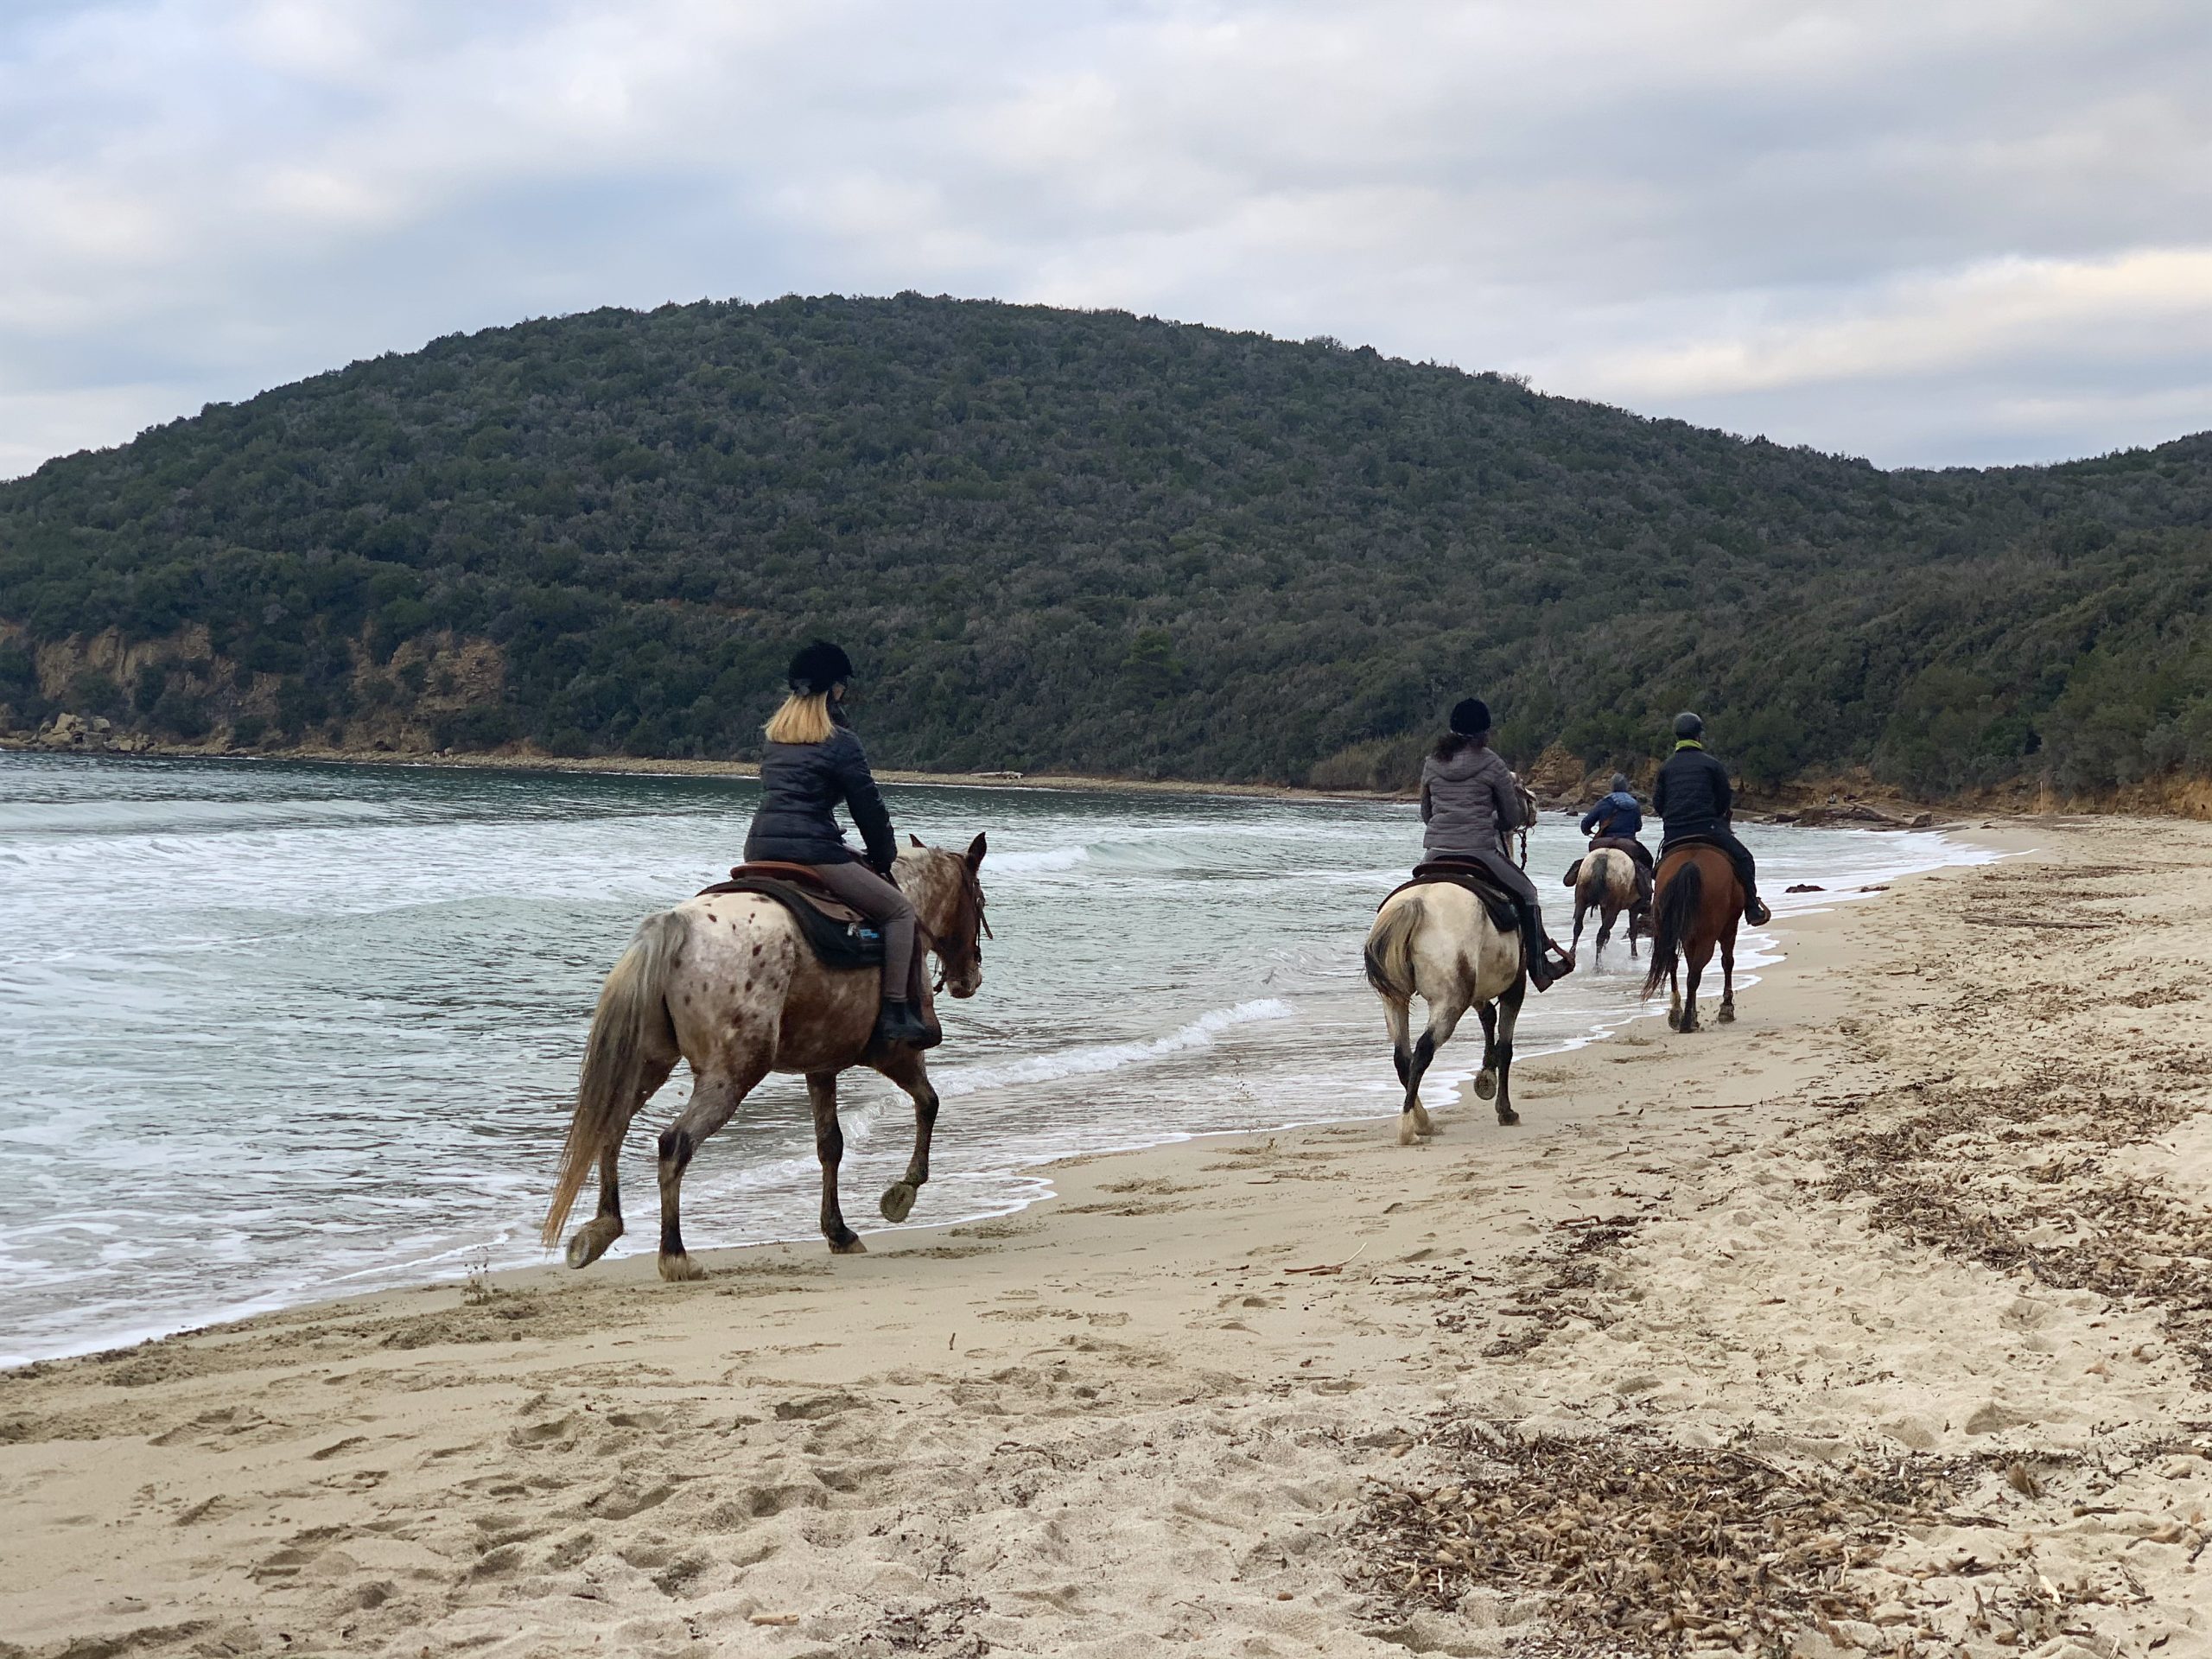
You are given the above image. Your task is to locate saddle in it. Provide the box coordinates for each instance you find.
[695,862,886,973]
[1381,859,1521,934]
[1657,834,1729,862]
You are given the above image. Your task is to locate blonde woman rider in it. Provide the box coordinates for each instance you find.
[744,641,933,1048]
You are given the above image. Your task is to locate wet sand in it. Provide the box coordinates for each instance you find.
[4,817,2210,1658]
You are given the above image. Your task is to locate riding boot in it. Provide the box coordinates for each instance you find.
[1518,908,1567,991]
[1744,893,1771,927]
[873,997,933,1048]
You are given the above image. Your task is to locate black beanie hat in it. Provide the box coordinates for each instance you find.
[1674,710,1704,740]
[1450,698,1491,736]
[788,640,855,696]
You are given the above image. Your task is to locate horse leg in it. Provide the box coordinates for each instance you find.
[1383,993,1414,1096]
[869,1046,939,1224]
[1680,949,1705,1033]
[1570,894,1587,963]
[1474,1001,1499,1101]
[1718,925,1738,1024]
[1594,899,1615,969]
[1402,999,1466,1146]
[655,1059,764,1281]
[568,1051,677,1269]
[1491,975,1525,1127]
[807,1071,867,1254]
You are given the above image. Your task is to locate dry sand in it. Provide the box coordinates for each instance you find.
[6,817,2212,1658]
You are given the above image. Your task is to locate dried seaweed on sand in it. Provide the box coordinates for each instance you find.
[1351,1421,1974,1654]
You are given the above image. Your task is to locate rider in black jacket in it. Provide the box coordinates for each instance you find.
[744,642,933,1048]
[1653,713,1770,926]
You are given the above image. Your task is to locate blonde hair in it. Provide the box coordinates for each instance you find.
[764,691,834,745]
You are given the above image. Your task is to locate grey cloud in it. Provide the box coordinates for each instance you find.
[0,0,2206,475]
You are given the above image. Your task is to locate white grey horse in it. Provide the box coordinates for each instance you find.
[1363,883,1528,1145]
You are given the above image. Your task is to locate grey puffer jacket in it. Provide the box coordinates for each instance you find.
[1420,741,1522,859]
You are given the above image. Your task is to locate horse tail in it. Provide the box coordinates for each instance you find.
[1640,860,1701,1001]
[1364,899,1424,1001]
[541,909,686,1249]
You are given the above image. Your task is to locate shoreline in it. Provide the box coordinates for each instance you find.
[3,735,1414,805]
[6,734,1984,819]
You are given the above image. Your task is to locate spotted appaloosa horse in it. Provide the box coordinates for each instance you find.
[542,835,988,1279]
[1363,881,1528,1145]
[1571,847,1647,967]
[1641,842,1739,1033]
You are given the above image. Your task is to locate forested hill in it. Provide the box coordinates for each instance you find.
[3,292,2210,797]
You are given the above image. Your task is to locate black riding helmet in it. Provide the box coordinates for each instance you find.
[1673,711,1704,741]
[788,640,855,696]
[1450,697,1492,736]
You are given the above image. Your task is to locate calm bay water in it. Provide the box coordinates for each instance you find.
[0,753,1991,1363]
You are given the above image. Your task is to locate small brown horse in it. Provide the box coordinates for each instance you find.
[542,835,988,1279]
[1640,843,1739,1032]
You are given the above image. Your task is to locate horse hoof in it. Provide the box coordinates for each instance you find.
[1718,1005,1736,1024]
[829,1235,869,1255]
[1496,1106,1521,1127]
[879,1182,918,1224]
[1397,1117,1421,1147]
[1666,1011,1681,1031]
[657,1251,708,1283]
[1474,1070,1497,1101]
[565,1224,620,1269]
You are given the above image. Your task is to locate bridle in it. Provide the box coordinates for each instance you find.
[925,852,990,994]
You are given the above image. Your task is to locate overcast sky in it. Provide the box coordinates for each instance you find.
[3,0,2208,479]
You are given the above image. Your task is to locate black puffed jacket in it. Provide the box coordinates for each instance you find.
[743,717,897,874]
[1653,743,1732,832]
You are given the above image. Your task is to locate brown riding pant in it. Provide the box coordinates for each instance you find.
[809,860,918,1001]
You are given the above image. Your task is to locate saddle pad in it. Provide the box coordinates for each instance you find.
[1381,861,1520,934]
[693,873,884,971]
[1586,836,1648,861]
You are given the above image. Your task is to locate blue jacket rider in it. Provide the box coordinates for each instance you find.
[1579,777,1643,843]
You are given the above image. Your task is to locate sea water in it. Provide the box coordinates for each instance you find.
[0,753,1992,1363]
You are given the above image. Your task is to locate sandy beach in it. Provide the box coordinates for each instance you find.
[6,817,2212,1657]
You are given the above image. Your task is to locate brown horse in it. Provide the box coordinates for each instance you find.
[1640,843,1739,1032]
[541,835,989,1279]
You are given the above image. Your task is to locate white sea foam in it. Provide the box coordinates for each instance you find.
[988,844,1093,874]
[933,999,1294,1096]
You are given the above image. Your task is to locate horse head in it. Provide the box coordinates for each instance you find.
[899,832,990,999]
